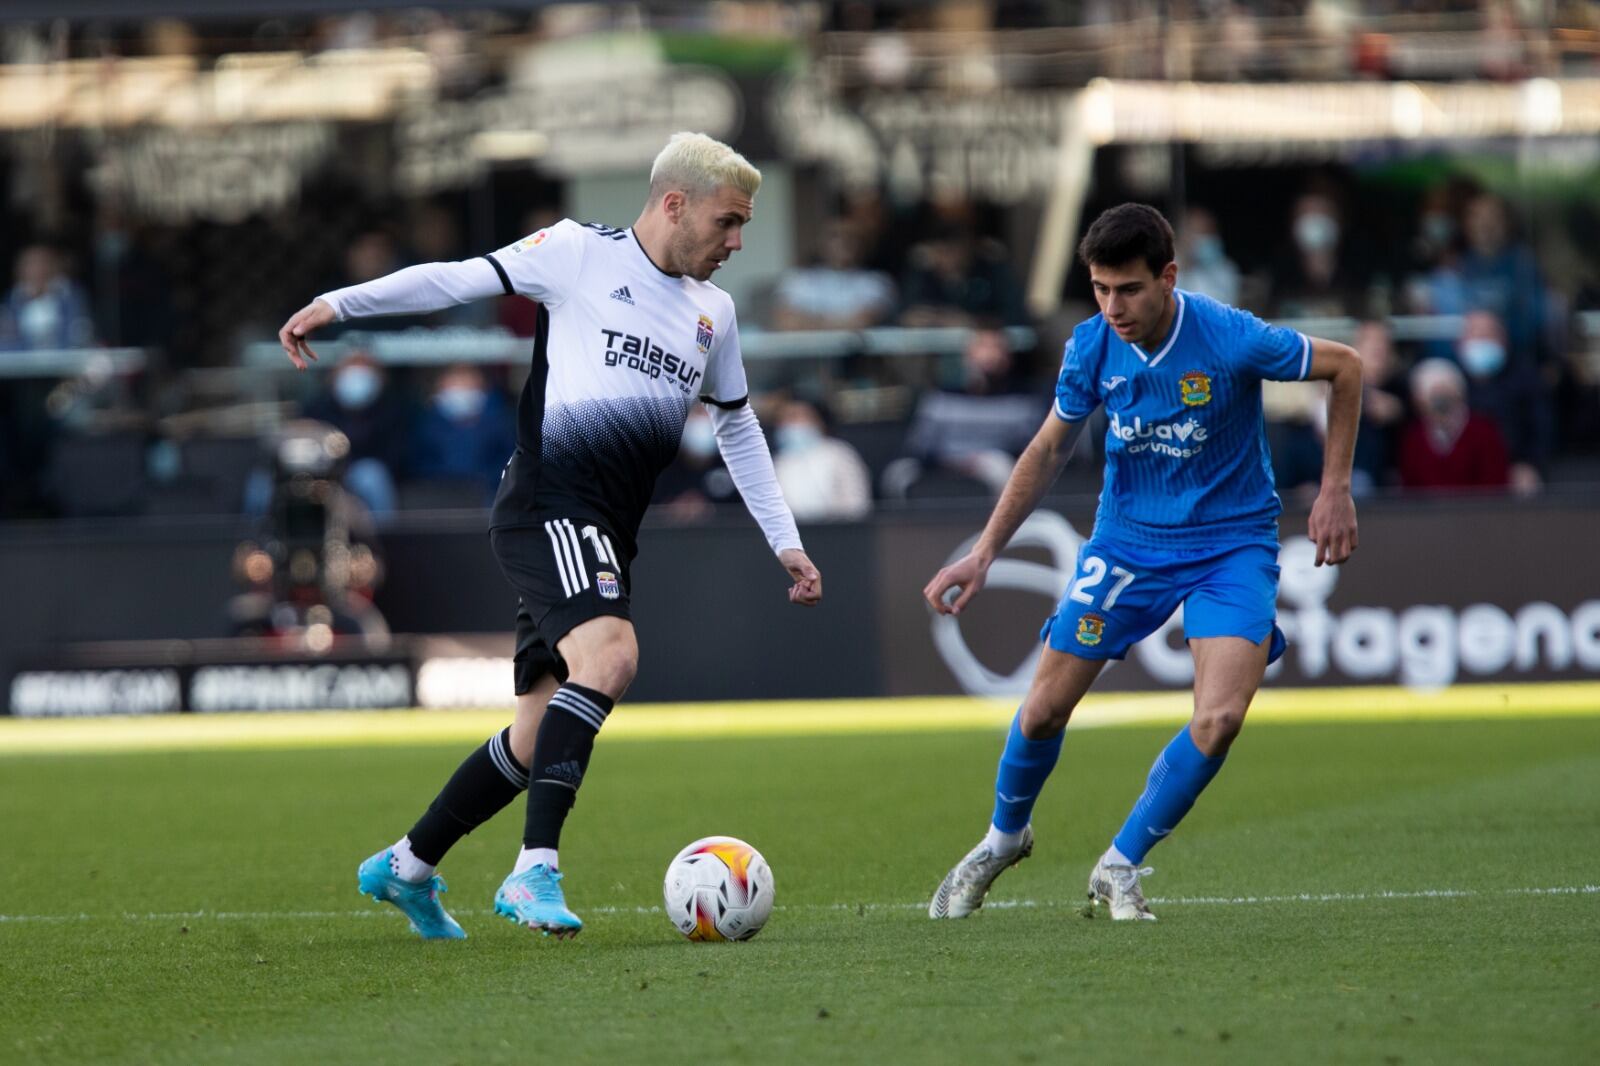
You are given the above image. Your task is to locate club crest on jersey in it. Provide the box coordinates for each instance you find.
[596,571,620,600]
[1179,370,1212,407]
[696,314,715,355]
[1076,614,1105,647]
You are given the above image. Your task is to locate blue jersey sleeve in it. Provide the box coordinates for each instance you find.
[1230,306,1311,382]
[1053,334,1099,421]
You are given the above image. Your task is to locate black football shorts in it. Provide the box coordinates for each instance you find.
[490,518,632,695]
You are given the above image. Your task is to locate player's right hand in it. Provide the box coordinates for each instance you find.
[278,298,336,370]
[924,553,988,616]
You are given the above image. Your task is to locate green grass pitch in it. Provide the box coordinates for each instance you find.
[3,710,1597,1064]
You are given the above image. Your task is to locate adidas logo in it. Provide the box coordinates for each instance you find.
[609,286,635,305]
[543,760,584,786]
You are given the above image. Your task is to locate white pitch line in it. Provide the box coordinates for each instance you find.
[0,885,1594,925]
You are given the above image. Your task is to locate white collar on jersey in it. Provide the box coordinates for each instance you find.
[628,228,687,283]
[1130,291,1186,368]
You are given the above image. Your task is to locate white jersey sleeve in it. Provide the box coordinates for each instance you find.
[485,219,588,308]
[710,402,803,555]
[701,305,750,406]
[317,259,503,321]
[702,310,801,554]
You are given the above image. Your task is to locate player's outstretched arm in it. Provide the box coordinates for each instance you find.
[924,415,1086,616]
[277,258,507,369]
[1304,337,1363,566]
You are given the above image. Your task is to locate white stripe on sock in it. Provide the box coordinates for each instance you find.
[548,693,605,730]
[554,687,609,723]
[487,734,527,787]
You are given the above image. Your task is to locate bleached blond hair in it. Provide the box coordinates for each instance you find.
[647,132,761,204]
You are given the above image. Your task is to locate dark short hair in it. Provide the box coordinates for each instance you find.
[1077,204,1175,277]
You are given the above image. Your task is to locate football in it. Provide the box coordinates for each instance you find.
[662,836,775,941]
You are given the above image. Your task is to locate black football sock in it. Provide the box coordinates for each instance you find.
[406,727,528,865]
[523,683,614,850]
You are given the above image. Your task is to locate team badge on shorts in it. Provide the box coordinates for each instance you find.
[1076,613,1105,646]
[696,315,715,355]
[1179,370,1212,406]
[596,571,621,600]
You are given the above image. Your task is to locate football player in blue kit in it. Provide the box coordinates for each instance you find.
[928,204,1361,921]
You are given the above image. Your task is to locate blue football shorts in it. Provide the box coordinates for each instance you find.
[1039,536,1287,664]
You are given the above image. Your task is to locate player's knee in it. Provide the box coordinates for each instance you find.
[600,647,638,694]
[1192,706,1246,755]
[569,644,637,699]
[1018,699,1069,741]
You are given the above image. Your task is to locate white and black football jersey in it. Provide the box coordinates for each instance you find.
[482,220,750,555]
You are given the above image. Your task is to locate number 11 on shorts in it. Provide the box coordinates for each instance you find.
[1068,555,1135,610]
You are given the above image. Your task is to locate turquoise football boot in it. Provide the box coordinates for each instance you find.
[493,864,583,939]
[357,849,466,940]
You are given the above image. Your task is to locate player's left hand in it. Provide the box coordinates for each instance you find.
[1307,488,1358,566]
[278,298,336,370]
[778,548,822,607]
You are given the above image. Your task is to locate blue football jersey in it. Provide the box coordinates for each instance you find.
[1053,290,1310,549]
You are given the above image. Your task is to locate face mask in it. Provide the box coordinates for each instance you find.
[335,365,381,409]
[1294,212,1339,253]
[681,418,717,459]
[1459,338,1506,378]
[777,424,822,453]
[1189,234,1223,267]
[97,232,131,261]
[17,296,62,344]
[1426,392,1460,418]
[147,438,181,483]
[434,386,486,423]
[1422,213,1454,247]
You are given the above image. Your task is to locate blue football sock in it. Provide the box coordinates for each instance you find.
[1110,724,1226,864]
[990,711,1064,834]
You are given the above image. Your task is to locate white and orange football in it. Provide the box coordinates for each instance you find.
[662,835,775,942]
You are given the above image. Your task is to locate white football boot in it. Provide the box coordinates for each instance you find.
[1086,857,1157,921]
[928,825,1034,919]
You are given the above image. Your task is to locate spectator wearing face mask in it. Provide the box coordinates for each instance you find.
[771,400,872,521]
[409,364,516,501]
[1398,357,1509,492]
[651,406,738,523]
[302,349,411,515]
[1268,192,1366,319]
[1459,194,1547,362]
[1453,309,1547,495]
[1,245,94,351]
[1176,207,1240,306]
[1275,318,1405,500]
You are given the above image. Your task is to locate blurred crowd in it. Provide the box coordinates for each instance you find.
[5,168,1600,523]
[3,2,1600,522]
[7,2,1593,82]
